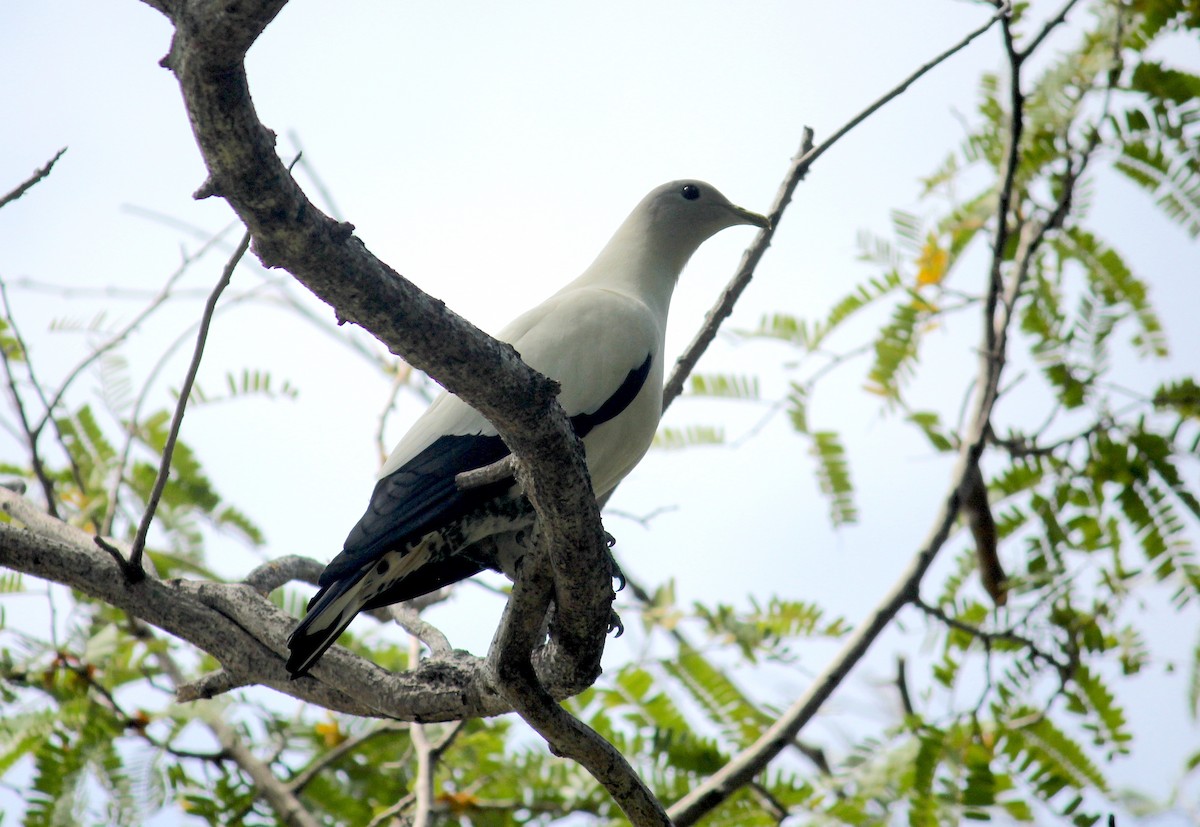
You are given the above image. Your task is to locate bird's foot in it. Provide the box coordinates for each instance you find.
[608,608,625,637]
[607,551,626,592]
[603,533,626,592]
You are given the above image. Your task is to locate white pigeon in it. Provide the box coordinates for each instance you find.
[286,180,768,677]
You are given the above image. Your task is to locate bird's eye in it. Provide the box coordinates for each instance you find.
[680,184,701,201]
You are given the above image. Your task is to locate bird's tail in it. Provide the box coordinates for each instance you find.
[285,569,373,678]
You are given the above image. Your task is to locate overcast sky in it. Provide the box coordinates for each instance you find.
[2,1,1198,823]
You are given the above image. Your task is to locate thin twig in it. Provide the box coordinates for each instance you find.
[409,636,436,827]
[131,617,322,827]
[661,2,1012,414]
[100,273,277,535]
[287,131,344,221]
[365,793,416,827]
[34,224,233,440]
[287,722,408,796]
[669,11,1026,822]
[0,148,67,211]
[124,230,250,580]
[896,657,915,717]
[985,12,1025,358]
[391,604,454,657]
[0,280,60,517]
[1018,0,1086,59]
[911,597,1071,681]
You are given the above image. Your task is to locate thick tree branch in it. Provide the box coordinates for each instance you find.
[488,541,670,826]
[144,0,612,711]
[0,487,612,722]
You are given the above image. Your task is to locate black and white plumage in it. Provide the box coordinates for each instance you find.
[285,181,768,677]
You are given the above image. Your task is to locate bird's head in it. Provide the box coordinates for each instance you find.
[579,180,769,301]
[640,180,770,248]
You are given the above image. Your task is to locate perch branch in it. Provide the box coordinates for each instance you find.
[489,542,670,826]
[144,0,613,719]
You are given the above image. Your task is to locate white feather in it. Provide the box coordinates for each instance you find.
[378,180,768,497]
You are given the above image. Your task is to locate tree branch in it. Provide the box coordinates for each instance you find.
[661,2,1012,413]
[0,486,612,721]
[146,0,613,719]
[668,10,1035,821]
[0,280,61,517]
[121,229,250,580]
[488,541,670,826]
[0,148,67,211]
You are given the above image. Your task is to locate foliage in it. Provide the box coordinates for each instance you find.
[1,2,1199,826]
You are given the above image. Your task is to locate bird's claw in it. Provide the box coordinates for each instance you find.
[608,609,625,637]
[606,546,626,592]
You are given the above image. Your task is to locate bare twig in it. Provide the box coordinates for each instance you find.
[0,148,67,211]
[124,230,250,581]
[391,604,454,658]
[1018,0,1086,59]
[911,597,1071,681]
[660,127,812,414]
[243,554,325,593]
[0,280,60,516]
[130,616,323,827]
[287,131,344,220]
[456,454,516,491]
[100,270,278,536]
[288,721,408,796]
[668,10,1034,822]
[410,637,436,827]
[896,657,915,717]
[364,793,416,827]
[205,714,323,827]
[661,2,1012,414]
[34,224,233,442]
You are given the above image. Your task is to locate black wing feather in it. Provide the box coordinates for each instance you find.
[318,433,511,585]
[570,353,652,438]
[322,352,651,586]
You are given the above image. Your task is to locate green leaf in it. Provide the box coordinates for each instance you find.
[907,411,954,452]
[809,430,857,527]
[1153,377,1200,419]
[652,424,725,450]
[865,300,921,402]
[661,646,774,748]
[688,373,760,401]
[909,729,944,827]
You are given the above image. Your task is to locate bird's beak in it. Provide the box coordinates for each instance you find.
[732,204,771,230]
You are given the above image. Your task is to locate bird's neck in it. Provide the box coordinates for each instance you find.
[572,220,694,319]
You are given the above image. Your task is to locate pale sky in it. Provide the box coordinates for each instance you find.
[2,1,1197,823]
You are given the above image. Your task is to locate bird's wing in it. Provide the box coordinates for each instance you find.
[501,286,661,428]
[318,286,660,586]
